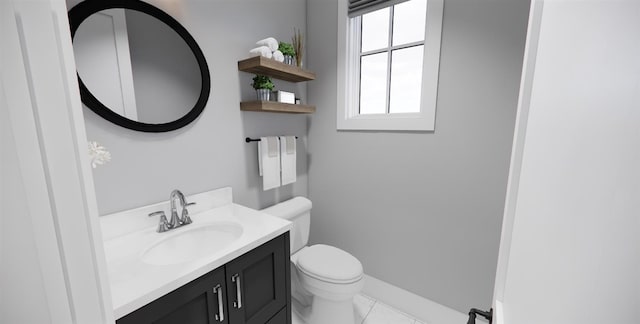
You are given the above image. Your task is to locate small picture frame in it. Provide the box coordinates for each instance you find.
[272,91,295,104]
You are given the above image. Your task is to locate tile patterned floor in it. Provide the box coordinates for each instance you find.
[355,294,426,324]
[292,293,426,324]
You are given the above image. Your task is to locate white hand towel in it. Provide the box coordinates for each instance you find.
[249,46,273,59]
[279,136,296,186]
[258,136,280,190]
[256,37,278,52]
[272,50,285,62]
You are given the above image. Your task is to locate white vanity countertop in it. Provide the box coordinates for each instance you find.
[100,189,291,319]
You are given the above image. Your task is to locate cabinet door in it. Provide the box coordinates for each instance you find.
[225,233,290,324]
[117,266,229,324]
[265,307,287,324]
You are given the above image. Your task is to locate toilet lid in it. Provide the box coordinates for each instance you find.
[296,244,363,284]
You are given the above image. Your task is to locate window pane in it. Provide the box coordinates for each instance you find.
[389,45,423,113]
[360,52,388,115]
[392,0,427,46]
[361,7,389,52]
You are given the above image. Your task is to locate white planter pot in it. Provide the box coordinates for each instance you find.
[284,55,295,65]
[256,89,270,101]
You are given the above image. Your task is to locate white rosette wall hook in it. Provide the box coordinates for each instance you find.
[88,141,111,168]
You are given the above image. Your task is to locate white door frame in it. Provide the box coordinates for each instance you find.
[2,0,114,322]
[492,0,544,314]
[492,0,640,323]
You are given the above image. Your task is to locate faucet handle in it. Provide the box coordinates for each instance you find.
[180,202,196,225]
[148,211,170,233]
[148,211,165,217]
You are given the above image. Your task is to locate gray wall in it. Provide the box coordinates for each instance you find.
[75,0,310,214]
[306,0,530,313]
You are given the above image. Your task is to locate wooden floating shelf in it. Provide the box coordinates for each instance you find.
[238,56,315,82]
[240,101,316,114]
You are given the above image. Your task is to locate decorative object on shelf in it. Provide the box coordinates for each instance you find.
[256,37,278,52]
[284,56,295,65]
[278,42,296,65]
[88,141,111,168]
[272,90,295,104]
[272,50,284,63]
[292,28,304,67]
[251,75,275,101]
[256,89,270,101]
[249,46,273,59]
[250,37,285,62]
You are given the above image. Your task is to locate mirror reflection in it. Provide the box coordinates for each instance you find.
[73,8,202,124]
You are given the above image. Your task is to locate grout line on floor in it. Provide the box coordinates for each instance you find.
[362,299,377,323]
[360,293,424,324]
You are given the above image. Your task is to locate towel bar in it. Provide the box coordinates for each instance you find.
[245,137,298,143]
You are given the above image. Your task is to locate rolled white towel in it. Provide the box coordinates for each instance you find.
[249,46,273,59]
[256,37,278,52]
[272,50,284,62]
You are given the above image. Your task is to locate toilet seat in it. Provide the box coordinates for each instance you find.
[295,244,363,284]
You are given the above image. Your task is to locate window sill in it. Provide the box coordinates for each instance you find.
[337,113,436,131]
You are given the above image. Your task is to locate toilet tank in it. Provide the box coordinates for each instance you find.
[261,197,311,254]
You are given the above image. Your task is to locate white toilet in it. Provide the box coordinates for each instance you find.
[262,197,364,324]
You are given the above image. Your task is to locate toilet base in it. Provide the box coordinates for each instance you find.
[306,296,356,324]
[289,247,364,324]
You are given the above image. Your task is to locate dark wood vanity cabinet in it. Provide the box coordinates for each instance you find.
[225,232,289,324]
[117,233,291,324]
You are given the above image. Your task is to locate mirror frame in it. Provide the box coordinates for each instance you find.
[68,0,211,133]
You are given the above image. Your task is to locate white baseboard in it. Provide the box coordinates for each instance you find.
[362,274,469,324]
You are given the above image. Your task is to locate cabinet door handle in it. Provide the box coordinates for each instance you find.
[213,284,225,322]
[231,274,242,309]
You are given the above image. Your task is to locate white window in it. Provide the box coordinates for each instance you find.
[337,0,444,131]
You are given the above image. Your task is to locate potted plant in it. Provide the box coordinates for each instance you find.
[278,42,296,65]
[251,75,274,101]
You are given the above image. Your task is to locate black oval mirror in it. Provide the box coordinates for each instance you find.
[69,0,210,132]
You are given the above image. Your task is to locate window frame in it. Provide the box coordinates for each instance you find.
[337,0,444,131]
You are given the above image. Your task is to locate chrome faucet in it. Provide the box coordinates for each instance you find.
[148,189,196,233]
[169,189,193,228]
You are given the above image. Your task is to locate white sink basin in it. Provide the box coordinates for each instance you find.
[140,222,243,266]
